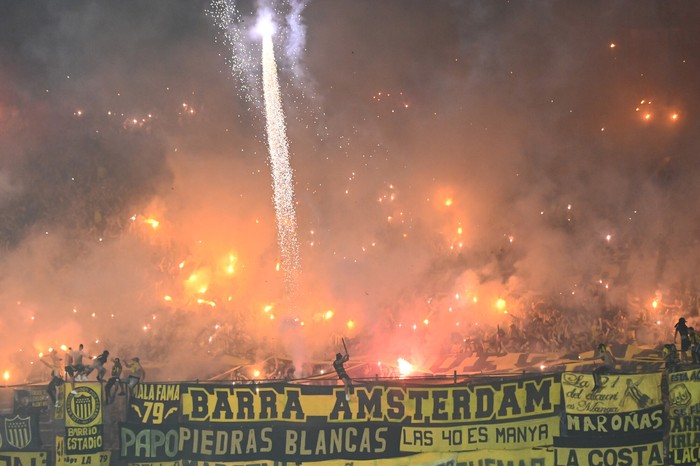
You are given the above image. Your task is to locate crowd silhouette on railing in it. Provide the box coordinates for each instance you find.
[42,344,145,408]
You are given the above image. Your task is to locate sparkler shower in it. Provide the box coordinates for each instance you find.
[0,1,700,383]
[212,1,305,307]
[259,11,302,301]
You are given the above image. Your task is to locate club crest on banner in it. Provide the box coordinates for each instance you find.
[4,415,32,450]
[669,383,692,409]
[66,386,100,425]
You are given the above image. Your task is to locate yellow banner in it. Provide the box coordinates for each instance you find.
[56,436,110,466]
[562,373,661,414]
[400,415,558,451]
[181,377,559,424]
[0,452,46,466]
[667,368,700,462]
[554,441,663,466]
[128,449,552,466]
[64,382,103,427]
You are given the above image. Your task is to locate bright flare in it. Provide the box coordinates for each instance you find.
[397,358,413,377]
[254,10,276,38]
[144,217,160,229]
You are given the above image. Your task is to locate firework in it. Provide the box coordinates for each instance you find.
[261,18,301,299]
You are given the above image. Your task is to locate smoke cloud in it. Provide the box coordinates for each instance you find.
[0,0,699,382]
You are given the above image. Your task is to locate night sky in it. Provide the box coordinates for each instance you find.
[1,1,699,381]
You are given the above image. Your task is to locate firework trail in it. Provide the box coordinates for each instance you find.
[211,2,304,301]
[261,22,301,299]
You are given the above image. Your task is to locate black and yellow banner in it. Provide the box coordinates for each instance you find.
[128,383,180,425]
[56,436,110,466]
[64,383,102,427]
[563,406,663,437]
[121,422,558,462]
[400,415,558,451]
[13,389,49,414]
[0,414,40,451]
[64,382,103,454]
[668,368,700,464]
[181,375,560,424]
[127,449,552,466]
[120,422,405,462]
[0,451,46,466]
[562,373,662,415]
[553,434,663,466]
[123,375,561,463]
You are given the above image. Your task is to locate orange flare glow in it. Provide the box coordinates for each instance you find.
[225,254,237,274]
[144,218,160,229]
[496,298,507,311]
[397,358,413,377]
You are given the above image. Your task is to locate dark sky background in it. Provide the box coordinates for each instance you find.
[0,0,699,381]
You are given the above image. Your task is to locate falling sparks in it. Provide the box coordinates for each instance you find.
[262,22,301,298]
